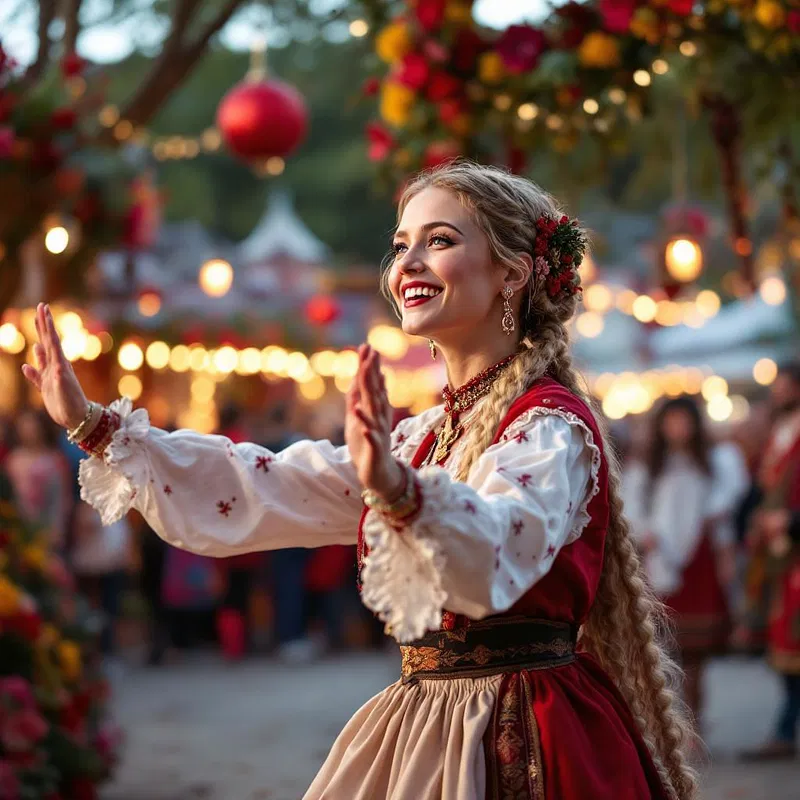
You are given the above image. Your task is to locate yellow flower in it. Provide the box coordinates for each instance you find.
[445,1,473,25]
[754,0,785,28]
[478,51,506,85]
[21,543,48,571]
[630,8,662,45]
[380,81,416,128]
[578,32,621,69]
[0,575,21,616]
[57,640,82,683]
[39,623,60,648]
[376,21,413,65]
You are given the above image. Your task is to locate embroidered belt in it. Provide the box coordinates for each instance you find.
[400,616,576,684]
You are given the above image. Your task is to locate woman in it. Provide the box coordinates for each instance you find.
[5,407,71,549]
[23,163,696,799]
[622,396,748,729]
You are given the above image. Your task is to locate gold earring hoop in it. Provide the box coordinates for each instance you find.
[429,339,437,360]
[501,286,515,336]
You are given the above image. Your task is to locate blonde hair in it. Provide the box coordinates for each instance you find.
[384,161,698,799]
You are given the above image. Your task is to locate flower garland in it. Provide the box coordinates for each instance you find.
[534,215,587,299]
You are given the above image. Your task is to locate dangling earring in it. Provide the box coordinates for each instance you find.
[501,286,515,336]
[429,339,437,360]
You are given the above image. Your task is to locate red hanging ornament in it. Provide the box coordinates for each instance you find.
[217,78,308,161]
[304,295,341,326]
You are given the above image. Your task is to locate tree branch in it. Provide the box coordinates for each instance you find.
[62,0,84,55]
[111,0,245,132]
[25,0,57,84]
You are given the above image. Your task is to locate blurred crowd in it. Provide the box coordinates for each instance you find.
[1,365,798,758]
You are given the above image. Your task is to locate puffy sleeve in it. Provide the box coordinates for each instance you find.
[360,410,600,642]
[79,399,363,556]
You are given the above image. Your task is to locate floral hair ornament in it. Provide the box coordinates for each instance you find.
[532,214,587,300]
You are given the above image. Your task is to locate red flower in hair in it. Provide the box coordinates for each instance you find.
[396,52,430,90]
[366,123,395,162]
[415,0,447,33]
[599,0,637,34]
[496,25,549,74]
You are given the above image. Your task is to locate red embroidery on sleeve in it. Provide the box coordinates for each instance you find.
[512,520,524,536]
[255,455,273,472]
[217,499,235,517]
[546,544,556,558]
[512,430,530,444]
[464,500,477,515]
[516,473,533,488]
[164,485,173,495]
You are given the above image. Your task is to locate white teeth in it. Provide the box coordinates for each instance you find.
[404,286,442,300]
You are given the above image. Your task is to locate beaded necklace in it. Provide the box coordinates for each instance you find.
[427,352,519,466]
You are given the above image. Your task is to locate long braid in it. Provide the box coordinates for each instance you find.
[390,162,697,799]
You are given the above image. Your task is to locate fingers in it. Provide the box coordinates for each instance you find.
[33,343,46,371]
[21,364,43,390]
[43,304,66,366]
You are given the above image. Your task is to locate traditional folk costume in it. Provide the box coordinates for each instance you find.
[76,368,670,799]
[622,445,748,658]
[744,408,800,748]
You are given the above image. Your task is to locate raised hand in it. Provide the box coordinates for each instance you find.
[21,303,89,430]
[345,344,404,501]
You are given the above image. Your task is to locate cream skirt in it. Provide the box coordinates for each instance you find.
[304,675,502,800]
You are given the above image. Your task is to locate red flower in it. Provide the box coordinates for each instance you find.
[667,0,693,15]
[555,2,597,48]
[437,98,468,126]
[0,677,36,709]
[396,52,430,90]
[362,77,380,97]
[4,610,42,641]
[789,11,800,34]
[64,777,98,800]
[0,94,16,124]
[61,51,86,77]
[452,27,486,71]
[415,0,447,33]
[0,708,49,752]
[0,127,11,160]
[51,107,77,131]
[366,122,395,162]
[422,140,462,169]
[426,71,462,101]
[496,25,549,74]
[0,760,20,800]
[599,0,637,34]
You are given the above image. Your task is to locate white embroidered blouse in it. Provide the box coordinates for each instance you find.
[80,397,599,642]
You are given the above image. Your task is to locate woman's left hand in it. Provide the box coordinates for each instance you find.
[345,344,404,501]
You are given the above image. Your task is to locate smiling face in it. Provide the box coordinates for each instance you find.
[387,187,509,346]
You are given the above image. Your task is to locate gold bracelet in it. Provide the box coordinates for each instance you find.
[362,465,421,522]
[68,402,102,443]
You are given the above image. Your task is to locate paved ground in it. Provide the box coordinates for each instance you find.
[101,652,799,800]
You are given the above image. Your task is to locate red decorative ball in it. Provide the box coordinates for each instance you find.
[216,79,308,161]
[305,295,340,326]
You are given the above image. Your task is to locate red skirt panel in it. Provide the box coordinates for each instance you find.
[664,534,729,657]
[768,554,800,674]
[484,655,669,800]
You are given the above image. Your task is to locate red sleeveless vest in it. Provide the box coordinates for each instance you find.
[357,378,610,628]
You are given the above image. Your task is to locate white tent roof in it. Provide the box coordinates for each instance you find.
[239,189,329,265]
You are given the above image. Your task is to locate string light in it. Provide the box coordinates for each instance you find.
[199,259,234,298]
[349,19,369,37]
[753,358,778,385]
[44,226,69,255]
[665,237,703,282]
[517,103,538,121]
[759,276,786,305]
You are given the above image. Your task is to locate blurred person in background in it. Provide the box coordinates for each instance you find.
[71,501,132,672]
[740,362,800,760]
[622,396,748,730]
[6,407,72,550]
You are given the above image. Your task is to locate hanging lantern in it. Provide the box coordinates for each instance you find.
[664,237,703,283]
[216,39,308,164]
[305,295,341,326]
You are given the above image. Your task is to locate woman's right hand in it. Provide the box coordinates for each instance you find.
[21,303,89,430]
